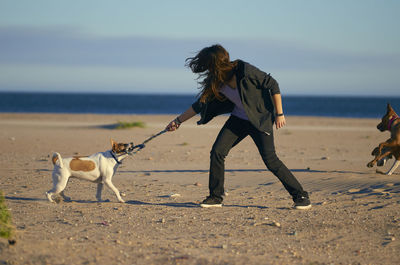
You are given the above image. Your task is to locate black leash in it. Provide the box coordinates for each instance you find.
[127,129,168,155]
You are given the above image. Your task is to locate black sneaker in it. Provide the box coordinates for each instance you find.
[200,196,222,208]
[293,195,311,210]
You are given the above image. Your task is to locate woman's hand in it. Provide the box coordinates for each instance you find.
[166,118,181,131]
[165,106,197,132]
[271,94,286,129]
[275,115,286,129]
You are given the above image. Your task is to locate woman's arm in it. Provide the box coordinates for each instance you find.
[272,93,286,129]
[165,106,197,131]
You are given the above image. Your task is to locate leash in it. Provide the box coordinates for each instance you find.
[110,150,123,164]
[127,129,168,155]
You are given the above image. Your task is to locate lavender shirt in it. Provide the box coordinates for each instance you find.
[220,85,249,120]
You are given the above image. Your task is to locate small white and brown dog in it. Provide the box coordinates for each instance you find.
[46,139,133,203]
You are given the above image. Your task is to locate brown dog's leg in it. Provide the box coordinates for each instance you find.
[372,147,392,166]
[387,160,400,175]
[367,150,392,167]
[368,139,397,167]
[377,139,395,154]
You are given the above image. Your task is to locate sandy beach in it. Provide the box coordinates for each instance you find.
[0,113,399,265]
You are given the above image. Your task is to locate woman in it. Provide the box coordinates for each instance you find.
[166,44,311,209]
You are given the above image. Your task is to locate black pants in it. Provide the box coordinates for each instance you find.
[209,115,307,201]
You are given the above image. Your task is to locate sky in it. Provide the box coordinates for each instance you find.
[0,0,399,96]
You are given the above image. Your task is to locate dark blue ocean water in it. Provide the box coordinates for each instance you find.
[0,92,399,118]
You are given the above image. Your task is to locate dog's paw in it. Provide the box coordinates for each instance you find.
[118,199,125,203]
[54,197,62,204]
[46,192,55,203]
[367,162,374,168]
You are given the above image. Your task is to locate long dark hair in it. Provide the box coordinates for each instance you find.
[186,44,237,103]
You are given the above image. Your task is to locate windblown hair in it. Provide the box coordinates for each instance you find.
[186,44,237,103]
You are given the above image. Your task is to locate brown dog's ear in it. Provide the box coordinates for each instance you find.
[387,103,397,117]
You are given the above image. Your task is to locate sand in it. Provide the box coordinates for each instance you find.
[0,113,399,265]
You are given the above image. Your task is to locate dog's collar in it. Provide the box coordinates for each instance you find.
[388,115,399,131]
[110,151,123,164]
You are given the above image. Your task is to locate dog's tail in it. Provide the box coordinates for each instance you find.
[51,152,63,168]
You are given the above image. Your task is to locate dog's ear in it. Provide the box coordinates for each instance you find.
[110,138,117,150]
[387,103,397,117]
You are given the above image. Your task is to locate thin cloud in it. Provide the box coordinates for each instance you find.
[1,26,398,70]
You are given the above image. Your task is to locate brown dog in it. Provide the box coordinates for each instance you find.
[367,104,400,175]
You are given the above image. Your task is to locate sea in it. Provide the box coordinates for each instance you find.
[1,92,400,118]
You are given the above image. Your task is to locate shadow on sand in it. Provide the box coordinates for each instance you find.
[120,168,329,174]
[38,167,374,176]
[5,196,48,202]
[126,200,268,209]
[5,196,270,209]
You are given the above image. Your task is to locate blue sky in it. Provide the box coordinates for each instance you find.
[0,0,399,95]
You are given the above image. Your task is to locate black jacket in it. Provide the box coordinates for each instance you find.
[191,60,280,134]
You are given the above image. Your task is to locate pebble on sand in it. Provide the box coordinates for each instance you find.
[272,221,281,227]
[101,221,110,226]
